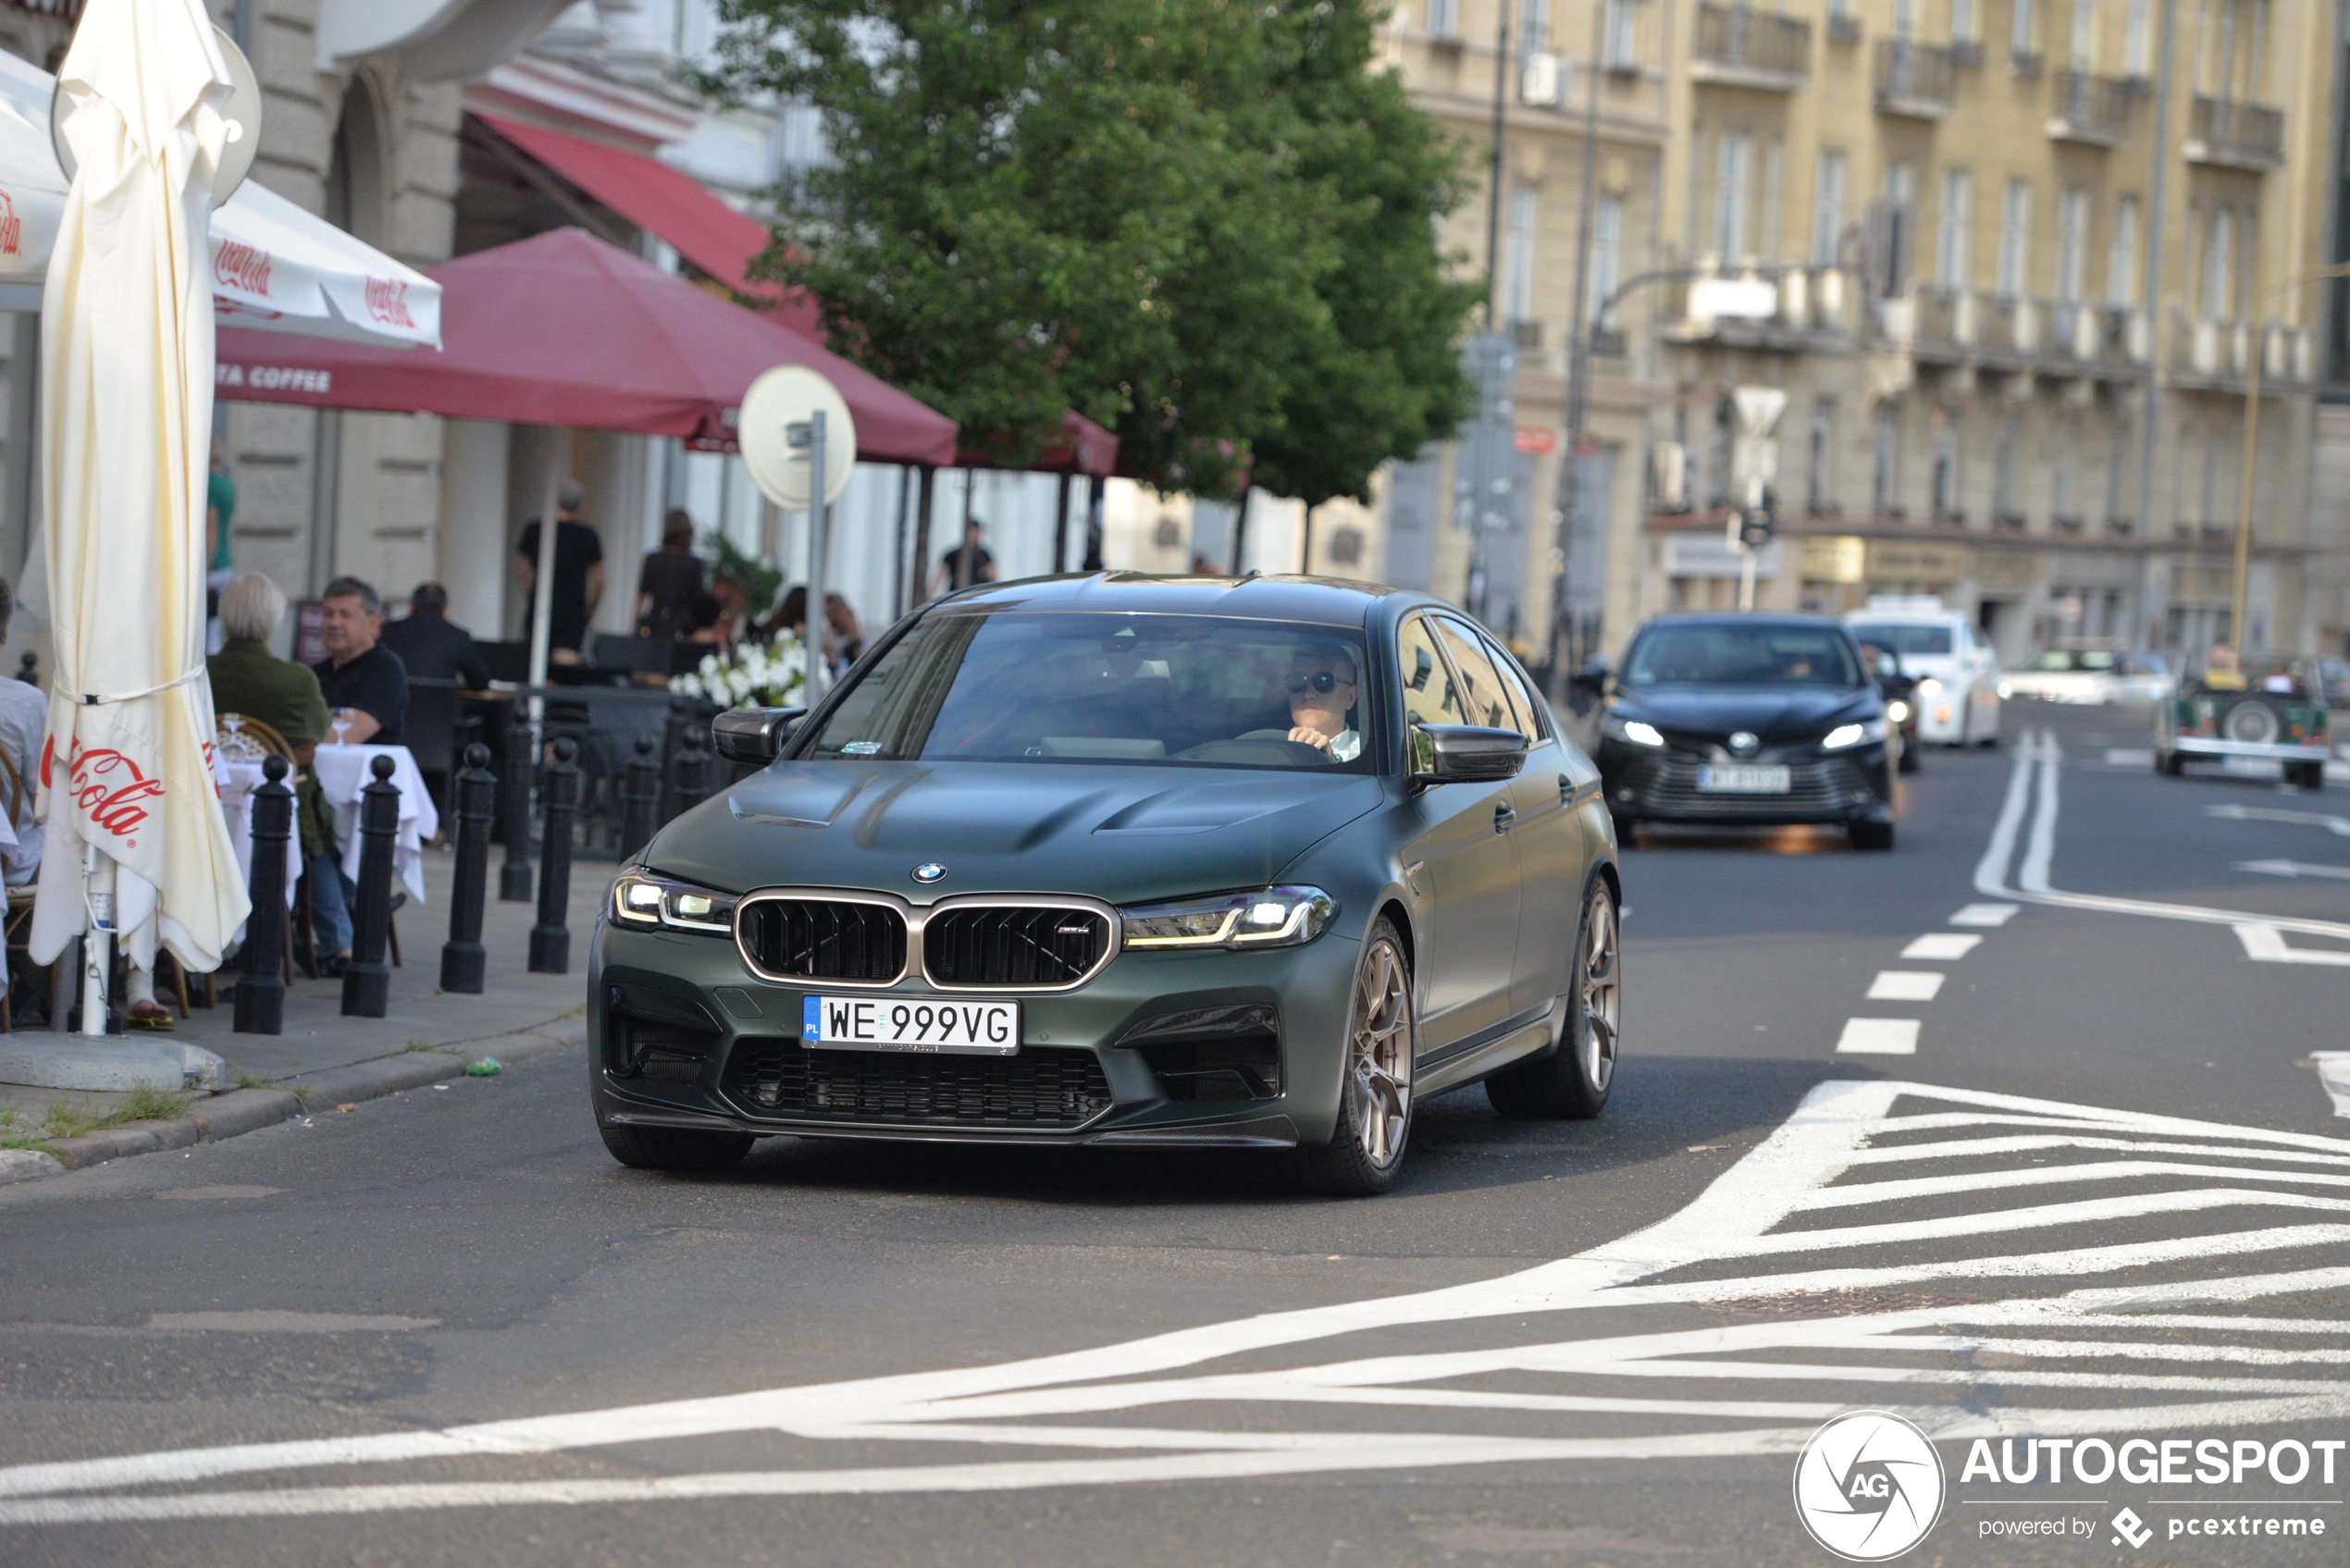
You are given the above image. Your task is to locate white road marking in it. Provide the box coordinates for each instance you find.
[2205,803,2350,837]
[2231,924,2350,968]
[1979,731,2350,947]
[1835,1019,1922,1055]
[1866,971,1946,1002]
[143,1313,439,1335]
[6,1082,2349,1525]
[2235,858,2350,882]
[2105,747,2154,767]
[2312,1055,2350,1119]
[1901,933,1982,960]
[1948,903,2019,927]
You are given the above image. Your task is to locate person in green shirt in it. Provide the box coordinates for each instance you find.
[206,573,352,972]
[207,438,235,579]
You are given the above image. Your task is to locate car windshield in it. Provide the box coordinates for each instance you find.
[1622,623,1863,688]
[1848,623,1954,656]
[2026,649,2117,673]
[800,611,1376,771]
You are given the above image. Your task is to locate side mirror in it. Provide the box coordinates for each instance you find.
[1409,722,1530,785]
[710,705,806,765]
[1876,673,1916,701]
[1565,659,1609,715]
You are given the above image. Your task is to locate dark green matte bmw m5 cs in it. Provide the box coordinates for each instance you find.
[590,574,1622,1195]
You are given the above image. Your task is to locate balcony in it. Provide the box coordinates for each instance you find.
[2170,315,2314,389]
[2184,96,2284,170]
[1874,39,1957,117]
[1881,290,2151,381]
[1663,262,1860,349]
[2047,69,2133,146]
[1692,4,1812,90]
[1827,12,1861,45]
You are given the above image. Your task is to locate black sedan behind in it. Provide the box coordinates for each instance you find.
[1579,614,1899,850]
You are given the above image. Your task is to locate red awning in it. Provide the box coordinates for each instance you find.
[215,227,959,466]
[471,113,823,338]
[957,408,1119,478]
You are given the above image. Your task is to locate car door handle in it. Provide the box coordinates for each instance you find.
[1558,773,1573,804]
[1493,802,1516,833]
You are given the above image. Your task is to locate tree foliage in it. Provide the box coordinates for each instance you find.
[706,0,1477,502]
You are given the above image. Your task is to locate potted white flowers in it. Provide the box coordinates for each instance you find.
[673,630,808,710]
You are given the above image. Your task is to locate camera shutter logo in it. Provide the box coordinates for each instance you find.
[1792,1411,1946,1562]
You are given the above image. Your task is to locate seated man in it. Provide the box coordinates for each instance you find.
[1281,644,1361,761]
[0,575,45,888]
[312,575,408,745]
[381,581,491,689]
[208,574,350,975]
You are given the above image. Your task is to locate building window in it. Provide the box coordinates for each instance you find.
[1811,151,1847,265]
[2107,196,2139,304]
[1809,398,1838,513]
[2052,421,2076,521]
[2056,189,2089,304]
[1522,0,1552,52]
[2107,418,2133,525]
[1993,418,2021,521]
[1952,0,1977,43]
[1931,411,1960,520]
[1936,170,1973,290]
[2199,429,2222,527]
[2124,0,2151,72]
[2213,0,2236,97]
[1589,194,1623,325]
[2070,0,2096,68]
[1874,404,1901,513]
[1428,0,1458,38]
[1759,140,1784,262]
[2202,206,2233,320]
[1707,400,1734,510]
[2012,0,2038,55]
[1893,0,1917,38]
[1503,182,1538,324]
[1713,132,1752,259]
[1604,0,1636,66]
[1997,179,2032,298]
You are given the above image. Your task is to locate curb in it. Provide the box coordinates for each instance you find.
[17,1017,586,1180]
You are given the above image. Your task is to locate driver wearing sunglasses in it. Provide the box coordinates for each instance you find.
[1282,645,1361,760]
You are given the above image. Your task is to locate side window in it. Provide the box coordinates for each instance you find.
[1477,630,1548,742]
[1432,617,1520,735]
[1396,616,1464,729]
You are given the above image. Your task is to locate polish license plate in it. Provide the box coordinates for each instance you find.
[803,995,1020,1056]
[1696,763,1791,795]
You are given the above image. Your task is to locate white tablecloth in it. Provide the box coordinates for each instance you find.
[311,744,438,906]
[216,757,303,944]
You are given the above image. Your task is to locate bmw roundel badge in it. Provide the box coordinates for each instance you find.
[912,863,947,884]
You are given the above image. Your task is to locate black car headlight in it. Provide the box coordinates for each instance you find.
[1821,719,1886,751]
[1120,886,1337,950]
[611,871,738,935]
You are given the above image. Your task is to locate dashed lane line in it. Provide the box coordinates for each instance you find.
[1902,933,1982,961]
[2311,1056,2350,1120]
[1836,1019,1922,1056]
[1948,903,2019,927]
[1866,971,1946,1002]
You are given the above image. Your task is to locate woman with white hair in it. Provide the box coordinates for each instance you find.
[205,574,350,976]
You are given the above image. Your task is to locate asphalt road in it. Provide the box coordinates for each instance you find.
[3,698,2346,1567]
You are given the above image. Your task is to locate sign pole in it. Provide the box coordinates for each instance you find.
[805,409,828,704]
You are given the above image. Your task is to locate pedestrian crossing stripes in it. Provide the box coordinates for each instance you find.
[4,1079,2344,1525]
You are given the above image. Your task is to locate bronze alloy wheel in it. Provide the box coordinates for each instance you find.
[1293,916,1416,1196]
[1486,881,1620,1121]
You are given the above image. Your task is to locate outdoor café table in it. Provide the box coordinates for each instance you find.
[311,743,439,906]
[216,755,303,945]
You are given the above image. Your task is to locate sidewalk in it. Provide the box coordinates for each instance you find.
[0,846,608,1167]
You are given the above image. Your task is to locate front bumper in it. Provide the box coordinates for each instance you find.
[588,919,1362,1149]
[1914,688,1970,741]
[1597,740,1892,826]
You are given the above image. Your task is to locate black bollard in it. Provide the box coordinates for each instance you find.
[440,743,496,994]
[342,754,400,1017]
[15,650,35,686]
[528,737,580,974]
[498,711,535,902]
[620,735,661,858]
[672,722,711,819]
[233,754,292,1035]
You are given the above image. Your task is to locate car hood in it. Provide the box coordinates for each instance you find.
[1613,685,1876,740]
[646,760,1389,905]
[1891,654,1968,682]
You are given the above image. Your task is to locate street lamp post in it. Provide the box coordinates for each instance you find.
[2227,261,2350,656]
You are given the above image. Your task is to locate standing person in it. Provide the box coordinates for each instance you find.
[0,576,46,890]
[930,517,996,598]
[515,480,606,661]
[204,438,235,652]
[823,592,864,671]
[312,576,409,746]
[636,509,705,643]
[382,581,491,688]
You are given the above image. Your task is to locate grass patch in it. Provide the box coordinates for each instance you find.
[118,1088,190,1123]
[38,1100,109,1141]
[402,1041,460,1056]
[235,1072,278,1092]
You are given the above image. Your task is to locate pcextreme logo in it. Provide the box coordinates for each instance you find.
[1792,1411,1948,1562]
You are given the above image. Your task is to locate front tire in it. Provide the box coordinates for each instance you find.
[599,1120,755,1173]
[1486,880,1619,1121]
[1898,738,1921,774]
[1848,817,1896,851]
[2287,760,2325,790]
[1292,917,1416,1197]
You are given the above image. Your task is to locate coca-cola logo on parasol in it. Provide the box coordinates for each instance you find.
[0,191,19,258]
[42,737,165,849]
[364,276,414,328]
[214,239,273,298]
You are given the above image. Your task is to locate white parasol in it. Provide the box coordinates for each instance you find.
[29,0,250,1031]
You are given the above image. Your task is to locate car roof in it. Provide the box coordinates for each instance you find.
[1844,608,1968,624]
[930,572,1434,629]
[1638,611,1854,633]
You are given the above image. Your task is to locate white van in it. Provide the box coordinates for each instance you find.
[1844,599,2004,747]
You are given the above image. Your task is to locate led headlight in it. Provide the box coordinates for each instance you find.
[1121,885,1336,950]
[1602,715,1665,747]
[1886,699,1911,722]
[611,872,737,934]
[1821,719,1886,751]
[1917,676,1943,694]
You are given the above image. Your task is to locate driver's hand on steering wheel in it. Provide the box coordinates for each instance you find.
[1286,726,1333,751]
